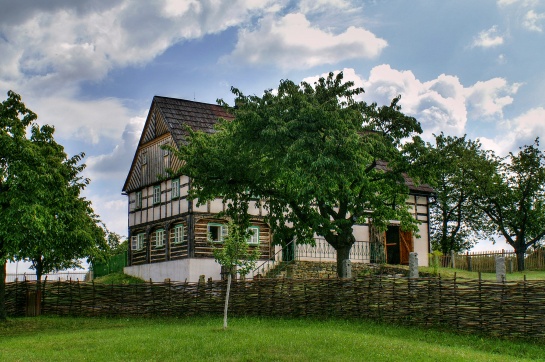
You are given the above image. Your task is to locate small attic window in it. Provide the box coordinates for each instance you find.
[142,152,147,165]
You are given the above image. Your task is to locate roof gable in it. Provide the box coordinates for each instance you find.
[122,96,233,193]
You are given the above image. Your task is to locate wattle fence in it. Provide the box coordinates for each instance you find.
[5,274,545,340]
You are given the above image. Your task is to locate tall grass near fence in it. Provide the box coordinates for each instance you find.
[6,274,545,340]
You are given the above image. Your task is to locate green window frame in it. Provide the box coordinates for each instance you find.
[247,226,260,245]
[171,178,180,199]
[135,191,142,209]
[153,185,161,204]
[208,223,228,243]
[155,229,165,248]
[131,233,145,251]
[172,224,184,244]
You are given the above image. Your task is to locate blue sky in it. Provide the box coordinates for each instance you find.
[2,0,544,268]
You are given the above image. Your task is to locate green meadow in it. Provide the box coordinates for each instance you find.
[0,316,543,362]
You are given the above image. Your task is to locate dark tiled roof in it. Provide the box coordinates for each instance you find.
[154,96,234,145]
[373,160,435,194]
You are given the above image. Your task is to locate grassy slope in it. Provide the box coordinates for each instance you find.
[0,317,543,362]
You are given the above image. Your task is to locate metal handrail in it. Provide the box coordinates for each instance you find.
[248,239,296,278]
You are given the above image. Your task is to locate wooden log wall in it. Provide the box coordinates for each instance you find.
[6,275,545,340]
[193,218,271,259]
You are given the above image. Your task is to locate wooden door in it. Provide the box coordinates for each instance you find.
[399,230,414,265]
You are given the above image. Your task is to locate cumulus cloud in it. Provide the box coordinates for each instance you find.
[523,10,545,32]
[29,96,134,144]
[83,192,128,235]
[223,12,387,69]
[0,1,276,91]
[465,79,520,119]
[472,26,504,48]
[361,65,469,139]
[85,116,145,179]
[301,66,521,143]
[476,107,545,158]
[297,0,353,14]
[510,107,545,144]
[497,0,539,7]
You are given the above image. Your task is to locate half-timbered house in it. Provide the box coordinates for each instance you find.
[122,96,433,282]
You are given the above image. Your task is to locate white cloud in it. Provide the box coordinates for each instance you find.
[362,65,469,139]
[523,10,545,32]
[0,1,277,91]
[472,26,504,48]
[84,192,128,236]
[511,107,545,143]
[223,12,387,69]
[473,107,545,158]
[0,0,280,146]
[497,0,539,7]
[302,66,521,143]
[297,0,353,13]
[29,96,134,144]
[85,115,145,179]
[465,78,521,119]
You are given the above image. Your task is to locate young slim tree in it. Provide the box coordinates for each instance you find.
[211,221,259,330]
[176,72,423,278]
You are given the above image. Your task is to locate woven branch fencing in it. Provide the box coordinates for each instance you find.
[5,275,545,340]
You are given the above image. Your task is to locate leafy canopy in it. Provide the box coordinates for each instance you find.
[175,72,424,277]
[408,133,494,253]
[472,139,545,270]
[0,91,106,281]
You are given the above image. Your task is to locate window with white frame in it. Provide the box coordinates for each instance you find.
[171,178,180,199]
[247,226,259,245]
[171,224,184,244]
[131,233,145,251]
[153,185,161,204]
[208,223,228,243]
[154,229,165,248]
[135,191,142,209]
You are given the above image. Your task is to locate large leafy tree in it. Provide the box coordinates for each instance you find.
[410,133,493,254]
[472,139,545,271]
[175,72,423,278]
[0,91,106,319]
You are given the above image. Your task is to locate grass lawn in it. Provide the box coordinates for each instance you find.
[0,316,543,361]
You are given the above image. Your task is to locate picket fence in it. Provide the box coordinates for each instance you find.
[5,274,545,340]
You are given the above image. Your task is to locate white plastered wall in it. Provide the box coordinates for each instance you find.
[124,258,221,282]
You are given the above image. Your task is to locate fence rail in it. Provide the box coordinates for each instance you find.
[6,274,545,340]
[5,272,88,283]
[439,249,545,273]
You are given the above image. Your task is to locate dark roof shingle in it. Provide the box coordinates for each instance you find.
[154,96,234,145]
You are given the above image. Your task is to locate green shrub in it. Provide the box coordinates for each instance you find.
[93,272,145,284]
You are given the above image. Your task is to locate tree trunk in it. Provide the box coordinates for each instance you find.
[0,262,6,321]
[516,248,526,272]
[223,272,231,330]
[336,244,352,279]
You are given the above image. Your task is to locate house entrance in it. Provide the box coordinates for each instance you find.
[385,225,413,265]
